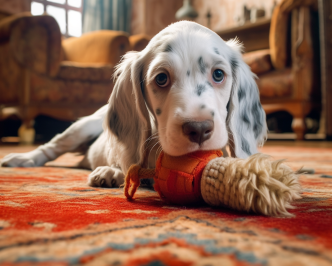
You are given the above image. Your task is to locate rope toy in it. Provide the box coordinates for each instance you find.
[124,150,302,216]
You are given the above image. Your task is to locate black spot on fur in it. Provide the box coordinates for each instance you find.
[139,70,145,97]
[253,124,262,138]
[230,57,239,79]
[187,70,190,76]
[206,81,213,88]
[213,47,220,55]
[238,86,246,101]
[230,56,239,90]
[211,111,215,117]
[156,108,162,115]
[201,104,206,109]
[196,84,206,96]
[241,137,251,155]
[109,111,120,137]
[164,44,173,52]
[252,102,264,138]
[242,112,250,124]
[198,57,206,74]
[252,101,260,116]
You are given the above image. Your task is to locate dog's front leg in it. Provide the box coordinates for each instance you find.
[87,166,124,188]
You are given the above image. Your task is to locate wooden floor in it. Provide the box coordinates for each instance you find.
[1,139,332,148]
[265,140,332,148]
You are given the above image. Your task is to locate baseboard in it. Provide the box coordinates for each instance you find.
[267,133,326,140]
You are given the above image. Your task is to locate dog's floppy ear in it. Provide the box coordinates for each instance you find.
[226,40,268,158]
[105,51,151,172]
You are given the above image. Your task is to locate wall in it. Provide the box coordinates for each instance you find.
[192,0,282,31]
[131,0,282,36]
[0,0,30,14]
[131,0,182,36]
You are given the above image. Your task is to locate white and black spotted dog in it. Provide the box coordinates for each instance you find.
[0,21,267,188]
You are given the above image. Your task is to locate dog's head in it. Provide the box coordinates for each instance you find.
[106,21,267,171]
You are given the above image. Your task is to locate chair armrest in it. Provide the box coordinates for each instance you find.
[62,30,130,65]
[269,4,290,70]
[269,0,317,70]
[0,13,62,77]
[291,6,317,101]
[243,49,273,75]
[129,34,150,51]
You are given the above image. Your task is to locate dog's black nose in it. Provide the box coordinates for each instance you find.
[182,120,214,145]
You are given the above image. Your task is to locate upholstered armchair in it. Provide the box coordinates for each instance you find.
[0,13,150,143]
[243,0,320,140]
[129,34,150,51]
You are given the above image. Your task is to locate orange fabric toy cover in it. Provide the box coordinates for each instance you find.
[124,150,223,205]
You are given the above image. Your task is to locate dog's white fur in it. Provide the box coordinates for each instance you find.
[0,21,267,188]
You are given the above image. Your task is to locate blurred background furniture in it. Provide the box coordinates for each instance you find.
[318,0,332,140]
[0,13,150,143]
[218,0,321,140]
[129,34,150,52]
[217,18,271,53]
[0,0,329,142]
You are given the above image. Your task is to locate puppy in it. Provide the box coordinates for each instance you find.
[0,21,267,188]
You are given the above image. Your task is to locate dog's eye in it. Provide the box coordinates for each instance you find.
[212,69,224,83]
[155,73,169,87]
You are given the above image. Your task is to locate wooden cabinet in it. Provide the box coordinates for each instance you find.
[216,18,271,53]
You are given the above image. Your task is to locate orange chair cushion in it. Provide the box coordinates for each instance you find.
[62,30,130,65]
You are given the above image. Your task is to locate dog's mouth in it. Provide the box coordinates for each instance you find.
[160,132,215,157]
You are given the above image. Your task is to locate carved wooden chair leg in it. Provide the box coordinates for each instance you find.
[18,118,35,144]
[292,116,306,140]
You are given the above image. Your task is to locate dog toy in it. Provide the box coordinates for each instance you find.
[124,150,301,216]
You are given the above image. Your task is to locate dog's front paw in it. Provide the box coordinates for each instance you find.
[0,150,48,167]
[88,166,124,188]
[1,153,35,167]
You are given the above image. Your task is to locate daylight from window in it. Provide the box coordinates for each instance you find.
[31,0,82,37]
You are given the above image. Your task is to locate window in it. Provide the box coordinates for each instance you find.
[31,0,82,37]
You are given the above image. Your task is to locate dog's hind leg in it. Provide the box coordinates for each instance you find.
[0,105,108,168]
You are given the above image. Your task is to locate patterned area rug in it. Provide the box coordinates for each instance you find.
[0,145,332,266]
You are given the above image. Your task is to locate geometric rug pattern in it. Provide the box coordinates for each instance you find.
[0,145,332,265]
